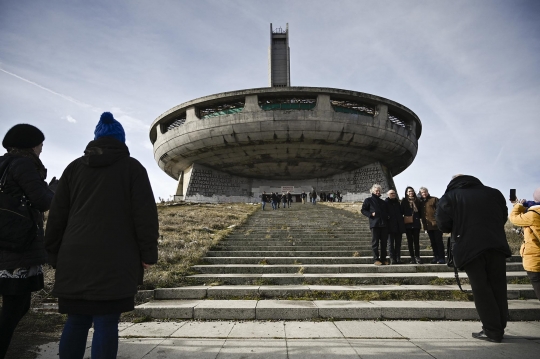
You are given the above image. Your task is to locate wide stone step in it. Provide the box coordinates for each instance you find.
[183,271,528,286]
[192,262,524,274]
[206,250,437,257]
[135,299,540,320]
[212,245,433,251]
[217,239,433,245]
[153,284,536,300]
[202,255,524,265]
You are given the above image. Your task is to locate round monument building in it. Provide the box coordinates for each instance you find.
[150,24,422,202]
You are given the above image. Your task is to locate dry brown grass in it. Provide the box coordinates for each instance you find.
[140,202,258,289]
[505,219,524,255]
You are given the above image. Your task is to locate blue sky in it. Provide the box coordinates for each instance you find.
[1,0,539,201]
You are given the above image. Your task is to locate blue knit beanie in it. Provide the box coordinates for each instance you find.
[94,112,125,143]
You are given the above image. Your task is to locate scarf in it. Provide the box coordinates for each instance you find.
[407,196,418,213]
[7,148,47,180]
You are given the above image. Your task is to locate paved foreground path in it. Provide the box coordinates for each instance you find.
[35,320,540,358]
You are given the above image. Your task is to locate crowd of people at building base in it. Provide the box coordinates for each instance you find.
[260,189,343,210]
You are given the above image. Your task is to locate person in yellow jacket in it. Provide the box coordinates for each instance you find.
[509,187,540,300]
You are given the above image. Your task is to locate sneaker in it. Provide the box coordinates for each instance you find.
[409,258,416,264]
[472,330,501,343]
[374,260,382,266]
[437,259,446,264]
[415,257,423,264]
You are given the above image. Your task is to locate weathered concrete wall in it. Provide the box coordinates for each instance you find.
[152,88,420,183]
[182,162,392,203]
[183,163,252,203]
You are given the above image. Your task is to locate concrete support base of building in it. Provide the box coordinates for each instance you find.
[178,162,395,203]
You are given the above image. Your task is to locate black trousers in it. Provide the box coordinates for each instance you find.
[388,232,402,260]
[464,251,508,341]
[0,292,32,359]
[427,229,445,260]
[371,227,388,261]
[527,271,540,301]
[405,228,420,258]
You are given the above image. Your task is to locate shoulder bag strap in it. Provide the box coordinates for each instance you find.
[0,157,38,226]
[0,157,16,190]
[453,265,468,293]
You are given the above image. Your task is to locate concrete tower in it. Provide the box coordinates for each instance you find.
[269,23,290,87]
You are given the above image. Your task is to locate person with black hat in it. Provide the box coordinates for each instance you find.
[45,112,159,359]
[0,124,55,358]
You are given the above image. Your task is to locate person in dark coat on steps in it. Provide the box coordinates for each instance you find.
[45,112,159,359]
[0,124,55,359]
[419,187,446,264]
[361,184,390,265]
[385,189,405,264]
[436,174,511,343]
[401,186,423,264]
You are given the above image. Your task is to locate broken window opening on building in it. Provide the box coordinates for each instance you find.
[259,96,316,110]
[388,111,408,129]
[330,99,375,116]
[198,100,245,119]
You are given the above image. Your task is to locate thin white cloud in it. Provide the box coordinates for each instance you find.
[64,115,77,123]
[0,66,100,111]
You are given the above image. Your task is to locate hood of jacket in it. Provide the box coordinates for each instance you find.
[444,175,484,193]
[82,137,130,168]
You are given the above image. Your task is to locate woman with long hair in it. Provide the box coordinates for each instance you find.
[0,124,55,358]
[400,186,423,264]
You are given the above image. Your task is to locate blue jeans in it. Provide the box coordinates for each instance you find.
[262,201,266,210]
[59,313,121,359]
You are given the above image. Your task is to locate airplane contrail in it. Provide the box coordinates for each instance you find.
[0,66,99,111]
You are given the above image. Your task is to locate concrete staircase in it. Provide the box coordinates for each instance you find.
[136,202,540,320]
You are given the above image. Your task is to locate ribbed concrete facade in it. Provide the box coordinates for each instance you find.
[150,87,422,203]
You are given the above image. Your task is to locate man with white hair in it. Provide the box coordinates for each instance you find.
[419,187,446,264]
[436,174,511,343]
[361,184,390,265]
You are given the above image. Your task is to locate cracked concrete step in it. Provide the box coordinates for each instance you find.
[135,299,540,320]
[153,284,537,300]
[202,255,524,265]
[206,250,438,257]
[183,271,528,286]
[191,262,524,274]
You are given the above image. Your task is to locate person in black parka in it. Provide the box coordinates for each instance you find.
[361,184,390,265]
[45,113,159,359]
[0,124,55,359]
[436,174,511,343]
[385,189,405,264]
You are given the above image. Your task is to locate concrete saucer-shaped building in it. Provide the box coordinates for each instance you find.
[150,24,422,202]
